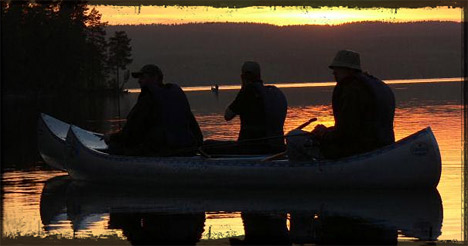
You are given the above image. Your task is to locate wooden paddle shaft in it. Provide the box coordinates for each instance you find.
[296,117,317,130]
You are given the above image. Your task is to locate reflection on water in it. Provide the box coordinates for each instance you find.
[35,176,442,244]
[1,81,463,242]
[92,5,462,26]
[109,212,205,245]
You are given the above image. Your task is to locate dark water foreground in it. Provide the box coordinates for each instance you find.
[36,175,442,245]
[1,81,464,243]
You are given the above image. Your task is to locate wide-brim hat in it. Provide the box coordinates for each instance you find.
[329,50,362,71]
[131,64,162,78]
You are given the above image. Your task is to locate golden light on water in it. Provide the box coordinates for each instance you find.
[2,82,463,241]
[202,213,244,239]
[91,5,461,26]
[127,77,462,93]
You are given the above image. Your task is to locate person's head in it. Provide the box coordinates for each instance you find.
[241,61,261,85]
[131,64,164,88]
[329,50,362,83]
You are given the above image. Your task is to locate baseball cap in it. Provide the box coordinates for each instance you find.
[241,61,261,77]
[131,64,163,79]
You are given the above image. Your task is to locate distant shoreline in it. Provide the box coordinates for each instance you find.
[124,77,463,93]
[3,77,461,99]
[107,21,461,88]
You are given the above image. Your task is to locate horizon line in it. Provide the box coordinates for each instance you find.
[126,77,462,93]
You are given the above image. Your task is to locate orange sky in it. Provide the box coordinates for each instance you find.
[90,5,462,26]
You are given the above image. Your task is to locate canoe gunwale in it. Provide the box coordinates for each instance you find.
[38,113,71,171]
[310,126,437,165]
[69,125,437,168]
[39,113,68,143]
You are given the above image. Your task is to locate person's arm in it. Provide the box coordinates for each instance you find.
[104,131,120,144]
[322,84,364,143]
[119,95,153,147]
[224,107,236,121]
[225,85,256,121]
[189,112,204,146]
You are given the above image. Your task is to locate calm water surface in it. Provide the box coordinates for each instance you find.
[2,80,463,243]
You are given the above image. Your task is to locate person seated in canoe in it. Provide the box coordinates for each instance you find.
[203,61,287,155]
[103,64,203,156]
[287,50,395,160]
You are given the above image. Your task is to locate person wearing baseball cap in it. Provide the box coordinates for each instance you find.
[309,50,395,159]
[131,64,163,80]
[217,61,287,154]
[104,64,203,156]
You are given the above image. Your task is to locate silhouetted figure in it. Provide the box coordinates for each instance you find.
[288,50,395,160]
[109,212,206,245]
[204,61,287,155]
[230,212,290,245]
[211,84,219,92]
[104,64,203,156]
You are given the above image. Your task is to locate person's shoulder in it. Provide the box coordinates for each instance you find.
[264,84,277,90]
[264,84,286,98]
[339,77,367,97]
[138,89,156,105]
[163,83,180,89]
[362,71,379,79]
[264,84,284,92]
[343,76,361,87]
[358,72,385,84]
[237,83,258,95]
[139,87,153,98]
[163,83,186,93]
[243,82,259,89]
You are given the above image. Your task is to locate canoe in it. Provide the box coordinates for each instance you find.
[37,113,106,170]
[65,121,442,188]
[40,177,442,241]
[37,113,70,170]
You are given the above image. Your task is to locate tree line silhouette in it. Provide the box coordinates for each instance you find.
[2,0,132,94]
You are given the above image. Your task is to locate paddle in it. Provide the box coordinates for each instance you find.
[260,117,318,162]
[201,118,317,151]
[197,117,318,159]
[198,147,212,158]
[295,117,318,131]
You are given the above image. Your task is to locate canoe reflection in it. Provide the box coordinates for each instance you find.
[39,175,70,232]
[232,212,290,245]
[40,177,442,244]
[109,212,205,245]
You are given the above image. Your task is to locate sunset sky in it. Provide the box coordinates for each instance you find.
[90,5,462,26]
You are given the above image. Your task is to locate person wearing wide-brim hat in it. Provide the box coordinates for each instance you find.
[309,49,396,159]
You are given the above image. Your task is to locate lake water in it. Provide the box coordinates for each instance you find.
[1,79,463,244]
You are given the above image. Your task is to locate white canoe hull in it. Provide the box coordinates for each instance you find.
[37,113,70,171]
[37,113,106,170]
[65,124,442,189]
